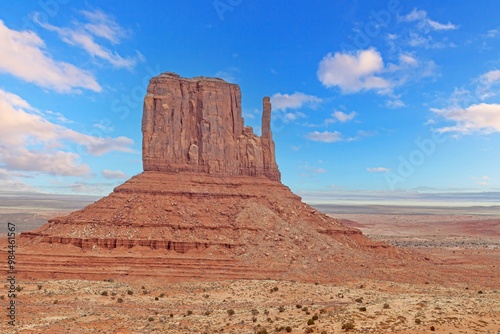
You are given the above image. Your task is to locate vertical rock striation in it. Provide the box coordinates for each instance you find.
[142,72,281,181]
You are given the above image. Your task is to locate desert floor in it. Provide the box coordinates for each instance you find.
[1,203,499,333]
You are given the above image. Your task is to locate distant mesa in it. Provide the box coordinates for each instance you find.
[16,72,409,283]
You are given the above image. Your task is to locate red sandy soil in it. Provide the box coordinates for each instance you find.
[0,209,498,333]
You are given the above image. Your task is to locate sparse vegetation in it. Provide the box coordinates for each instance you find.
[117,298,123,303]
[342,320,355,331]
[101,291,108,296]
[127,290,133,295]
[307,318,315,325]
[285,326,292,332]
[227,309,235,316]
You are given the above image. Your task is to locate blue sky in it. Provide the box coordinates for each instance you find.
[0,1,499,204]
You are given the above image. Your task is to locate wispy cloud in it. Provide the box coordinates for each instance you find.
[305,131,342,143]
[324,110,357,126]
[271,92,322,111]
[0,20,100,92]
[0,89,135,176]
[101,169,128,179]
[34,9,141,69]
[477,69,500,100]
[367,167,390,173]
[400,8,458,32]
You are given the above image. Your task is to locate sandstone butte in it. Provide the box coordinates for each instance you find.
[11,73,440,284]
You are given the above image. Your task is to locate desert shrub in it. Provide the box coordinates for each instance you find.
[187,310,193,316]
[252,316,257,322]
[127,290,133,295]
[307,319,315,325]
[383,303,390,309]
[305,328,313,333]
[169,313,173,318]
[302,307,308,312]
[285,326,292,332]
[296,304,302,309]
[321,331,327,334]
[278,305,285,312]
[256,329,268,334]
[415,318,421,324]
[251,308,259,315]
[359,307,367,312]
[227,309,235,316]
[101,291,108,296]
[53,300,58,304]
[319,308,326,314]
[148,316,154,322]
[430,325,435,331]
[355,297,363,303]
[117,298,123,303]
[264,309,269,315]
[159,293,165,297]
[37,284,43,290]
[312,314,319,321]
[342,321,355,331]
[154,297,159,301]
[15,286,22,292]
[204,310,211,316]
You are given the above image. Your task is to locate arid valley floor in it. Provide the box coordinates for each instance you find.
[1,196,499,333]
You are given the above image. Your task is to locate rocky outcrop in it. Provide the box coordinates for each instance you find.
[14,72,411,283]
[142,73,280,181]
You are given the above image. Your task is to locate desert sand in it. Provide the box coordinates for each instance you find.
[1,204,499,334]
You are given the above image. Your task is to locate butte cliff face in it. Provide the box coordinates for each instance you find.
[142,73,280,181]
[16,73,412,283]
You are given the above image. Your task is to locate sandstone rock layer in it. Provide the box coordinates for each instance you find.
[142,73,280,181]
[13,73,415,282]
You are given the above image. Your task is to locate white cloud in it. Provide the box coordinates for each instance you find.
[271,92,322,111]
[367,167,390,173]
[333,111,357,122]
[305,131,342,143]
[317,49,391,94]
[477,69,500,100]
[34,10,140,69]
[0,20,100,93]
[431,103,500,134]
[0,89,135,176]
[101,169,128,179]
[401,9,458,32]
[81,9,127,44]
[324,110,357,125]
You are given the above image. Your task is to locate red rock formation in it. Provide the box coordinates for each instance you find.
[142,73,280,181]
[13,72,415,283]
